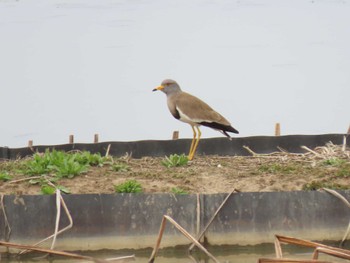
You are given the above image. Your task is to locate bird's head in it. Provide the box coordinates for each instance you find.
[153,79,181,95]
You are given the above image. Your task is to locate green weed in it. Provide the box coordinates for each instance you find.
[302,181,348,191]
[162,154,189,168]
[40,184,71,195]
[0,171,11,181]
[336,164,350,177]
[323,158,347,166]
[258,163,297,174]
[171,187,188,194]
[112,163,130,172]
[23,150,109,178]
[73,151,108,167]
[323,158,350,177]
[20,149,110,194]
[114,180,142,193]
[53,158,87,178]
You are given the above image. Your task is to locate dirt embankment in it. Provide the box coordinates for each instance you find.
[0,144,349,195]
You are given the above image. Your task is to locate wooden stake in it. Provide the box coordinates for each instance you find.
[172,131,179,140]
[69,135,74,144]
[94,134,99,143]
[275,123,281,136]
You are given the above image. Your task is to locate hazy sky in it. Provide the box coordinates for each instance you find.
[0,0,349,147]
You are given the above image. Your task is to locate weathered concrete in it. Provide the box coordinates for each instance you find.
[0,191,349,251]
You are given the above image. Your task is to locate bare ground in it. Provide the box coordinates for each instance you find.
[1,144,350,195]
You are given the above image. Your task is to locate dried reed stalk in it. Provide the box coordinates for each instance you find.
[19,189,73,255]
[259,258,331,263]
[274,234,350,260]
[0,194,11,242]
[0,240,107,262]
[313,246,350,260]
[196,193,200,237]
[148,215,219,263]
[1,240,134,262]
[321,188,350,246]
[188,188,238,252]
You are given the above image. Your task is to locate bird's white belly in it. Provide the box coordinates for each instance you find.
[177,107,201,126]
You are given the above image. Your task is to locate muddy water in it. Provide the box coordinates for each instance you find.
[0,244,346,262]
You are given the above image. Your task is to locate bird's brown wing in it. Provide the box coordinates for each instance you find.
[175,92,232,126]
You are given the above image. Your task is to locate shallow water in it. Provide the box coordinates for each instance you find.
[1,243,347,263]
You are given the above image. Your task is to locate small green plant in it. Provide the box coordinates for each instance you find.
[302,181,348,191]
[322,158,350,177]
[171,187,188,195]
[73,151,108,167]
[0,171,12,181]
[112,163,130,172]
[23,150,109,178]
[114,180,142,193]
[336,165,350,177]
[24,151,52,175]
[53,158,88,178]
[162,154,189,168]
[41,184,56,195]
[323,158,346,166]
[258,163,296,174]
[40,184,71,195]
[19,149,110,194]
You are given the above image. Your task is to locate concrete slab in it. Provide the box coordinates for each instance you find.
[1,191,349,251]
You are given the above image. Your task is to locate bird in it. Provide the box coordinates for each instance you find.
[153,79,239,160]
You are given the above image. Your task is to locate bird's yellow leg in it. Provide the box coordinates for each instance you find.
[191,126,201,160]
[188,125,197,160]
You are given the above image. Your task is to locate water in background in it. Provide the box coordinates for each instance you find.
[1,243,348,262]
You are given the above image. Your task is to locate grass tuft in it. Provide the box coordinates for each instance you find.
[302,181,348,191]
[0,171,12,181]
[162,154,189,168]
[114,180,142,193]
[111,163,130,172]
[171,187,188,194]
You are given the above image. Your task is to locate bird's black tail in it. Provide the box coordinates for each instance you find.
[200,121,239,139]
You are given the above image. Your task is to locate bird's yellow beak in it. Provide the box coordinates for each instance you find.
[152,85,164,92]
